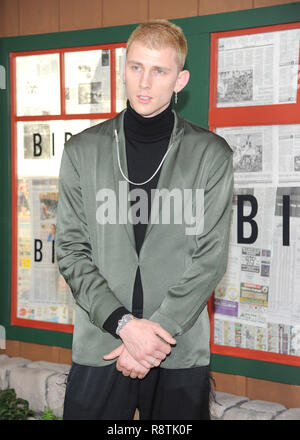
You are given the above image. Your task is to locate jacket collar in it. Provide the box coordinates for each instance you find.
[112,107,185,253]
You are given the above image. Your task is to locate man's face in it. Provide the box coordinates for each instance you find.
[124,41,189,118]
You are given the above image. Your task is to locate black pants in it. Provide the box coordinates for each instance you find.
[63,361,211,420]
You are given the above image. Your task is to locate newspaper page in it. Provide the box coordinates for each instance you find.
[16,54,60,116]
[17,119,106,324]
[278,125,300,184]
[217,28,300,107]
[214,186,275,326]
[214,182,300,356]
[65,50,111,114]
[18,178,31,311]
[267,188,300,327]
[17,119,103,177]
[14,47,117,327]
[17,178,75,324]
[216,126,275,185]
[116,47,127,112]
[217,125,300,188]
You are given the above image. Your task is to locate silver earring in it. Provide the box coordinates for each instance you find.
[175,91,178,104]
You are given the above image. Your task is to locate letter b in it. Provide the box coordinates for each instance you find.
[33,133,42,157]
[237,195,258,244]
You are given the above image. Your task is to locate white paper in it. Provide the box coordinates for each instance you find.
[17,119,103,177]
[16,54,60,116]
[217,28,300,107]
[217,125,300,187]
[116,47,127,112]
[65,50,111,114]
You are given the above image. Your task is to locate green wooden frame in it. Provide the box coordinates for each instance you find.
[1,2,300,385]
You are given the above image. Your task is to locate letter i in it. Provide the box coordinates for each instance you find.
[282,195,290,246]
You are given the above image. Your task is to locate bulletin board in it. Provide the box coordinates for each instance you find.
[1,2,300,384]
[209,22,300,367]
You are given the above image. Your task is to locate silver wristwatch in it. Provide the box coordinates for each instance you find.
[116,314,134,336]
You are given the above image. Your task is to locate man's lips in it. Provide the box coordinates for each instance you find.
[137,95,152,103]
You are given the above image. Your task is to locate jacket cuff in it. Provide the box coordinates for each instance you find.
[149,310,182,338]
[102,306,131,339]
[88,290,125,333]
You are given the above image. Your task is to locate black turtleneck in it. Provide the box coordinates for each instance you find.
[102,100,174,338]
[124,99,174,254]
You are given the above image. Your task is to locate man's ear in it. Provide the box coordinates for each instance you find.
[174,69,190,93]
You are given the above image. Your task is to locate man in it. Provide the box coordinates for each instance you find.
[56,19,233,420]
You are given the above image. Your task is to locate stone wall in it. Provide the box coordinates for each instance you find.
[0,354,299,420]
[0,354,69,418]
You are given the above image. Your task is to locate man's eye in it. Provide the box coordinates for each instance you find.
[156,69,164,74]
[132,65,140,71]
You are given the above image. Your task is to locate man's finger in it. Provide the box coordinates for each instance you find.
[153,324,176,346]
[153,350,167,361]
[146,356,161,368]
[103,344,123,360]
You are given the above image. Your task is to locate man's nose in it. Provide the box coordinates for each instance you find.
[139,70,151,89]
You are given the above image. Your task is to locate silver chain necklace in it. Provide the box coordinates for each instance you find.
[114,129,175,186]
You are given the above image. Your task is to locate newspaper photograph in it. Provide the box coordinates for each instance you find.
[217,125,300,187]
[216,126,274,185]
[16,53,60,116]
[65,49,111,114]
[217,28,300,107]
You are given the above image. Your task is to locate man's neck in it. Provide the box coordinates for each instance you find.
[124,99,174,143]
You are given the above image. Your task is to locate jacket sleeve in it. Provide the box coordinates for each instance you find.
[149,150,234,337]
[103,306,131,338]
[55,145,130,333]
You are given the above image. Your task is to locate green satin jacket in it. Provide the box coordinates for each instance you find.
[55,107,234,368]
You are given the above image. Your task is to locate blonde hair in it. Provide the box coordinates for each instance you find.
[126,19,187,71]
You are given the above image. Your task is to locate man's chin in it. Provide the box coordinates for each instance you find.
[130,101,155,117]
[130,101,169,119]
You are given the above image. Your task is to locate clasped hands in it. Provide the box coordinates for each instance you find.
[103,318,176,379]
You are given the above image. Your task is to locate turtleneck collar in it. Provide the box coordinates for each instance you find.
[124,99,174,144]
